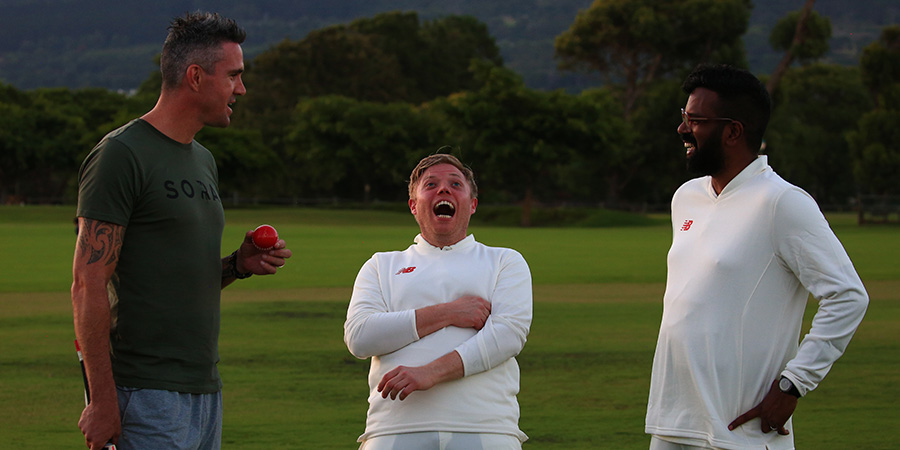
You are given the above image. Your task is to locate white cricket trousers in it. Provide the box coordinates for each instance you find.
[650,435,716,449]
[359,431,522,450]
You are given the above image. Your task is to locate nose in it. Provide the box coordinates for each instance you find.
[677,121,689,135]
[235,76,247,96]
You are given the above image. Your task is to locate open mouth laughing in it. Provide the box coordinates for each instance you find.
[433,200,456,218]
[682,133,697,157]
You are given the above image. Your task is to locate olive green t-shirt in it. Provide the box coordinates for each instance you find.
[77,119,225,393]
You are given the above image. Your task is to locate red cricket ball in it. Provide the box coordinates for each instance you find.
[252,224,278,250]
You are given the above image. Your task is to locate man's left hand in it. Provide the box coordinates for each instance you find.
[728,379,797,435]
[377,351,464,401]
[377,364,439,401]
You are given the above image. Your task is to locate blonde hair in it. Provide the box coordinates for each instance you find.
[408,153,478,199]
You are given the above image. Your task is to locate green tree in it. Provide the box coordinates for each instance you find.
[416,15,504,98]
[0,94,31,203]
[554,0,750,117]
[282,96,440,202]
[196,127,281,202]
[766,1,831,94]
[129,54,164,114]
[0,84,132,204]
[237,26,405,156]
[847,110,900,196]
[238,12,501,132]
[0,89,84,203]
[769,7,831,63]
[848,26,900,196]
[627,79,692,206]
[250,26,406,104]
[557,87,635,206]
[234,12,503,199]
[766,64,872,204]
[30,87,131,152]
[858,25,900,107]
[0,83,29,202]
[430,62,590,225]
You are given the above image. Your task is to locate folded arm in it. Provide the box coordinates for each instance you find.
[452,251,533,376]
[343,258,492,359]
[369,252,533,400]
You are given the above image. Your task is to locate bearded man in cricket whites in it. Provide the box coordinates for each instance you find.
[344,153,533,449]
[645,64,868,450]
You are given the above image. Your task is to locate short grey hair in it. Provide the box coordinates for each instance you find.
[160,11,246,89]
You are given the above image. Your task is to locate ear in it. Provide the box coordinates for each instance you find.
[185,64,204,92]
[408,197,417,215]
[724,121,744,147]
[470,198,478,214]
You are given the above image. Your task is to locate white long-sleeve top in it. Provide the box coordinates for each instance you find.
[345,234,532,443]
[646,156,868,450]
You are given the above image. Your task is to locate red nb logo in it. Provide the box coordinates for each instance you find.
[680,220,693,231]
[395,266,416,275]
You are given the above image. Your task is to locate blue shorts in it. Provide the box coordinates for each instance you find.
[116,386,222,450]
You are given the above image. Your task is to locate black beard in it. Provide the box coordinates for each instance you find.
[684,125,725,176]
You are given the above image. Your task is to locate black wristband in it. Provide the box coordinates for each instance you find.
[230,250,253,279]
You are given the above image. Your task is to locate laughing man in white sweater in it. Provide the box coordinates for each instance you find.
[645,64,868,450]
[345,154,533,450]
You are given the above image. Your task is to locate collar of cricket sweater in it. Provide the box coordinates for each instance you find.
[413,233,476,252]
[710,154,772,199]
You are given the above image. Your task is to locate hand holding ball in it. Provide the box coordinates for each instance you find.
[252,224,278,250]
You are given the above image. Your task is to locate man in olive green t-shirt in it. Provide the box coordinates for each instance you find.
[78,119,227,394]
[72,12,292,450]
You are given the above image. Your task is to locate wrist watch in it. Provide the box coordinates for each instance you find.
[779,376,801,398]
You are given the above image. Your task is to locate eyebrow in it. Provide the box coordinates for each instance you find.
[423,173,463,181]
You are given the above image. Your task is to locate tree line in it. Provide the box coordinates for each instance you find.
[2,2,898,225]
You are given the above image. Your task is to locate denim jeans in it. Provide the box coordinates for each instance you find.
[116,386,222,450]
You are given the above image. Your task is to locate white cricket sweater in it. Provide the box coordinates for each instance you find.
[646,156,868,449]
[344,234,532,443]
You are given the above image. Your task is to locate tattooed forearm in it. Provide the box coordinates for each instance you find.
[78,218,125,266]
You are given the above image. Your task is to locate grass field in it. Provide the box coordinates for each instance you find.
[0,205,897,448]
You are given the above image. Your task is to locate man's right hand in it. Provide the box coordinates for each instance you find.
[78,401,120,450]
[443,295,492,330]
[415,295,492,338]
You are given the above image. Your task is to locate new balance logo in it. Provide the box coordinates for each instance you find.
[395,266,416,275]
[680,220,694,231]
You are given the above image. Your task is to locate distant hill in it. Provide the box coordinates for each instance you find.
[1,0,897,92]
